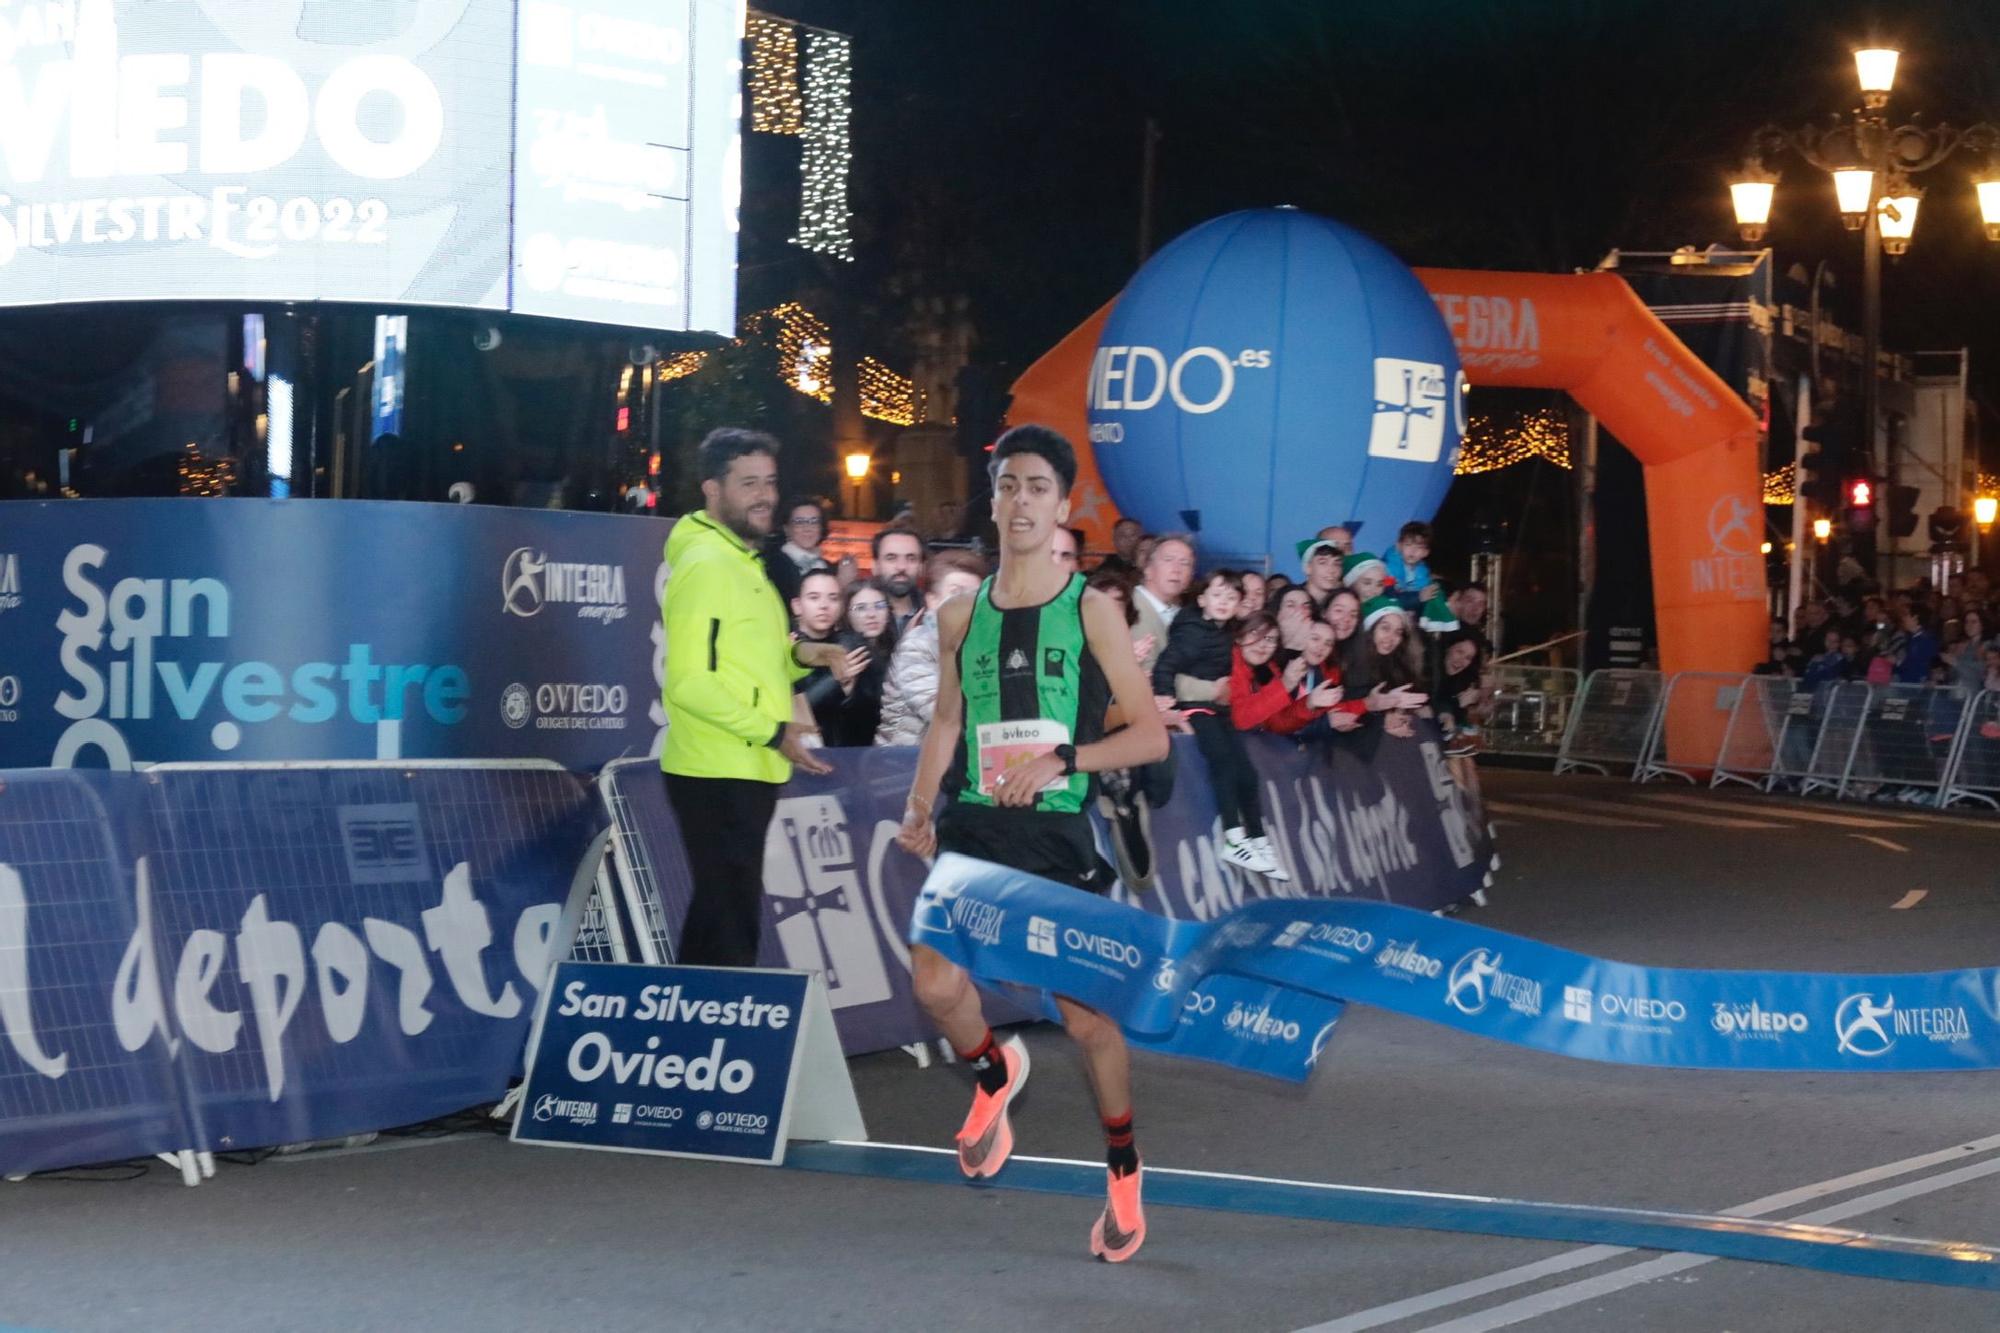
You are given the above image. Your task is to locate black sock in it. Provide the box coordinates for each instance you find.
[1103,1111,1138,1176]
[958,1030,1009,1096]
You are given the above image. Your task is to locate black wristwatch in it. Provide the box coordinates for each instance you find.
[1053,743,1078,776]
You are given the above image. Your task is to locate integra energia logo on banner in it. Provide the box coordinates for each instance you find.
[1834,992,1971,1058]
[502,547,627,624]
[50,545,469,768]
[531,1093,598,1126]
[1445,948,1544,1018]
[0,552,21,612]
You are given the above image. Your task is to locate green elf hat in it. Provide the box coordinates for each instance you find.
[1296,537,1342,573]
[1361,595,1406,631]
[1418,595,1460,634]
[1342,552,1389,588]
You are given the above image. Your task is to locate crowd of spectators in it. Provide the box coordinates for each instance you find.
[1762,571,2000,695]
[762,503,1497,882]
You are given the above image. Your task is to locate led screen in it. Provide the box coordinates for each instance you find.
[0,0,740,334]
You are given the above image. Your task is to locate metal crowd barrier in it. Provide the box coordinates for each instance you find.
[1482,665,1581,758]
[1553,668,2000,822]
[1710,676,1818,791]
[1837,684,1970,804]
[1554,669,1666,775]
[1634,672,1749,785]
[1796,681,1873,798]
[1940,689,2000,810]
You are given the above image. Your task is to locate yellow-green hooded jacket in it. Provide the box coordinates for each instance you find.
[660,511,807,781]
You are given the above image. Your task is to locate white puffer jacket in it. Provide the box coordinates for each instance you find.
[874,610,942,746]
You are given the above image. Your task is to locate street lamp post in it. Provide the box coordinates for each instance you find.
[844,450,871,518]
[1729,44,2000,588]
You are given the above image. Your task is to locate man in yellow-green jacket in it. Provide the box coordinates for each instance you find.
[662,428,844,966]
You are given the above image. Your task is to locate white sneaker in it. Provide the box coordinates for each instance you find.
[1248,836,1288,881]
[1220,828,1260,871]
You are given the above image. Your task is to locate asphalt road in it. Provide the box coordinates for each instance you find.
[4,768,1998,1332]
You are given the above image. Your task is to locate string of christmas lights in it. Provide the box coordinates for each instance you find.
[768,302,834,403]
[746,11,802,135]
[858,355,921,426]
[176,442,235,497]
[1452,409,1570,475]
[791,28,852,260]
[1764,464,1795,506]
[652,306,917,422]
[655,350,707,383]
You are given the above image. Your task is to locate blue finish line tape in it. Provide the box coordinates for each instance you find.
[913,854,2000,1077]
[784,1141,2000,1291]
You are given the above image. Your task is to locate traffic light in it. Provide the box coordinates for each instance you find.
[1846,476,1876,532]
[1928,505,1966,552]
[1797,424,1842,508]
[1798,397,1858,509]
[1887,485,1921,540]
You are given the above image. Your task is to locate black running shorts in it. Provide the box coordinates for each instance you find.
[936,800,1106,894]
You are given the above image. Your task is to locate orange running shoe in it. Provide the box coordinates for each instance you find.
[1089,1162,1146,1262]
[955,1038,1029,1179]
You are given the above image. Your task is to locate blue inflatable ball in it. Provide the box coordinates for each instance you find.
[1086,208,1464,568]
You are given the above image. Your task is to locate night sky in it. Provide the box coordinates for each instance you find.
[768,0,2000,407]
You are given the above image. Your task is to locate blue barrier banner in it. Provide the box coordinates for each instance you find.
[0,499,666,771]
[514,963,811,1164]
[914,855,2000,1075]
[0,763,601,1174]
[0,770,195,1172]
[600,728,1489,1058]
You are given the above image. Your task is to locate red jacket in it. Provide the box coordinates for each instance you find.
[1229,648,1364,735]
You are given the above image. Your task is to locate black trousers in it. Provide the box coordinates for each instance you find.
[1188,710,1264,837]
[662,773,780,968]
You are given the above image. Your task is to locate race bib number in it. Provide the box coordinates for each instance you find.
[976,719,1072,797]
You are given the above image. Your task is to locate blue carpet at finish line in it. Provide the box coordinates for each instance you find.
[783,1141,2000,1291]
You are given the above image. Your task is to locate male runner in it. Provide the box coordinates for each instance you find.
[897,425,1169,1263]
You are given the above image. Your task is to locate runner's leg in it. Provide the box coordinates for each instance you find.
[911,942,990,1051]
[1054,995,1131,1120]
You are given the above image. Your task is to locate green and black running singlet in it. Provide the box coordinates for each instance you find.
[948,573,1107,815]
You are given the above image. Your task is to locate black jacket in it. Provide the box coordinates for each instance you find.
[1153,613,1234,702]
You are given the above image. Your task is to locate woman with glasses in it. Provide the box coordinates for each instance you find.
[763,499,832,605]
[1227,613,1348,737]
[830,578,898,746]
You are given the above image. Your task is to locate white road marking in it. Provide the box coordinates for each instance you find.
[1409,1154,2000,1331]
[1298,1131,2000,1332]
[1562,799,1789,831]
[1892,889,1929,910]
[1852,833,1912,853]
[1633,792,1914,829]
[1484,801,1660,829]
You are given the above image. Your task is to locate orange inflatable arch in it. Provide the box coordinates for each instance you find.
[1010,269,1766,677]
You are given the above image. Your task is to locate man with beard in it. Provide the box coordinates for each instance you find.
[873,528,927,632]
[661,429,843,966]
